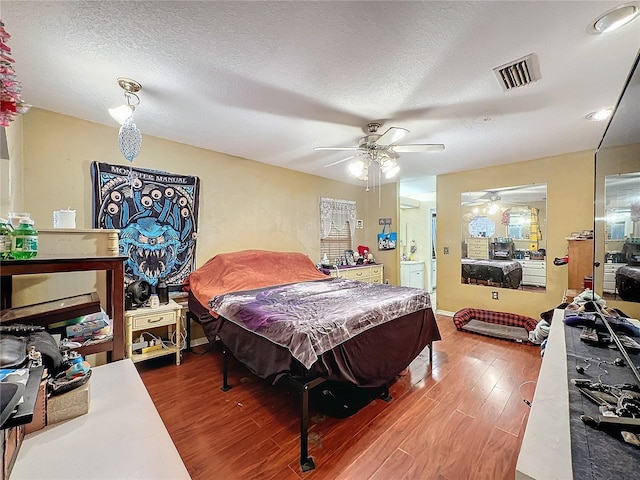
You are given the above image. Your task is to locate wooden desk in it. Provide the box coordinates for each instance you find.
[0,255,127,361]
[11,359,190,479]
[567,239,594,291]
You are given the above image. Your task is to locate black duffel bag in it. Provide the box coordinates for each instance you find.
[0,327,64,373]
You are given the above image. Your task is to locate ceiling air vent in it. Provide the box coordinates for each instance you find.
[493,53,541,91]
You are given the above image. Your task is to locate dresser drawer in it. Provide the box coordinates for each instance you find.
[604,263,626,273]
[340,268,370,280]
[467,239,489,260]
[468,251,489,260]
[131,310,177,330]
[522,274,546,287]
[603,280,617,293]
[370,266,383,277]
[521,261,546,271]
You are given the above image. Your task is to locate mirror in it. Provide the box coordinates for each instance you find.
[461,183,547,291]
[594,52,640,316]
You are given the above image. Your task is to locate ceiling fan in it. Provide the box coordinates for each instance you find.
[462,187,536,207]
[315,122,445,168]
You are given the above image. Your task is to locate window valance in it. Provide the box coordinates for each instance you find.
[320,197,357,239]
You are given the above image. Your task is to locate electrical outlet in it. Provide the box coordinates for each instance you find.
[444,247,449,254]
[492,291,499,300]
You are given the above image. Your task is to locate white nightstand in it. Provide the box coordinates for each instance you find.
[125,299,182,365]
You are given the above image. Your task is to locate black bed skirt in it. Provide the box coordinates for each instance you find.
[188,290,441,387]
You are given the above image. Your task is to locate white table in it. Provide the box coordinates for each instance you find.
[515,309,572,479]
[11,359,190,479]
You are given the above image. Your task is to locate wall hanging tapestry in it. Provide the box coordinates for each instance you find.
[91,162,200,288]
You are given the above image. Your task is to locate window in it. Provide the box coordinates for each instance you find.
[608,221,626,240]
[319,197,356,263]
[320,222,352,263]
[508,223,524,240]
[507,212,530,240]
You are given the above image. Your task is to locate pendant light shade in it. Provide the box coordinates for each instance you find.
[118,118,142,162]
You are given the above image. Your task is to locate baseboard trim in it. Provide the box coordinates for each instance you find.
[436,309,455,317]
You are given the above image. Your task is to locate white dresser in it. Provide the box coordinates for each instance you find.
[400,261,425,289]
[603,262,626,293]
[519,259,546,287]
[331,264,383,284]
[466,237,490,260]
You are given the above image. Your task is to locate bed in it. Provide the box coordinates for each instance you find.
[186,249,441,471]
[461,258,522,289]
[616,265,640,302]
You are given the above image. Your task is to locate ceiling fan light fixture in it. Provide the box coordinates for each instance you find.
[348,159,366,178]
[384,165,400,179]
[588,3,640,34]
[380,157,400,178]
[318,122,443,191]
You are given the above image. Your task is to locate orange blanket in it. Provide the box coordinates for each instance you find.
[187,250,328,313]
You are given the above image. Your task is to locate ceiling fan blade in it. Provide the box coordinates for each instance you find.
[314,146,361,151]
[376,127,409,146]
[392,144,445,153]
[324,155,358,167]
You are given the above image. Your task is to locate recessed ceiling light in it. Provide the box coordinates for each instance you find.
[585,108,613,121]
[588,2,640,34]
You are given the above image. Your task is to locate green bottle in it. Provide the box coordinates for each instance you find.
[0,218,12,260]
[11,218,38,259]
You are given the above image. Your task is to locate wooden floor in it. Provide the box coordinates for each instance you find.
[137,314,542,480]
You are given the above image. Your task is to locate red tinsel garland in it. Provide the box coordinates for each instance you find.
[0,19,30,126]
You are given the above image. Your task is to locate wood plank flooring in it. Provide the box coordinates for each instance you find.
[137,314,542,479]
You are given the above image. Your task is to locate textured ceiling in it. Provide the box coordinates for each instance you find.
[3,1,639,197]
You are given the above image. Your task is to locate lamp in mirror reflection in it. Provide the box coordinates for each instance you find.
[109,78,142,163]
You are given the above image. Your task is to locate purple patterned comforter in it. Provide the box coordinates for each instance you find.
[209,278,432,369]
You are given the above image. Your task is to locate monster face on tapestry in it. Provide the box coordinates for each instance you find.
[92,162,200,288]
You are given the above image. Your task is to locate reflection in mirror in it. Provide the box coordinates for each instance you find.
[461,184,547,292]
[602,173,640,302]
[594,52,640,317]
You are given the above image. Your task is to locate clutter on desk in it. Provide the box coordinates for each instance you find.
[568,230,594,239]
[1,325,93,435]
[556,292,640,448]
[61,310,110,342]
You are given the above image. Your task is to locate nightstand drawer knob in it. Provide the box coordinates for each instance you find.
[148,316,164,323]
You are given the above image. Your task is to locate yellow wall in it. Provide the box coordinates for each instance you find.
[12,109,635,322]
[6,108,400,306]
[437,151,595,319]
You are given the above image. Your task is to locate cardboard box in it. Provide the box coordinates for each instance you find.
[2,424,24,480]
[24,380,47,435]
[46,381,90,425]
